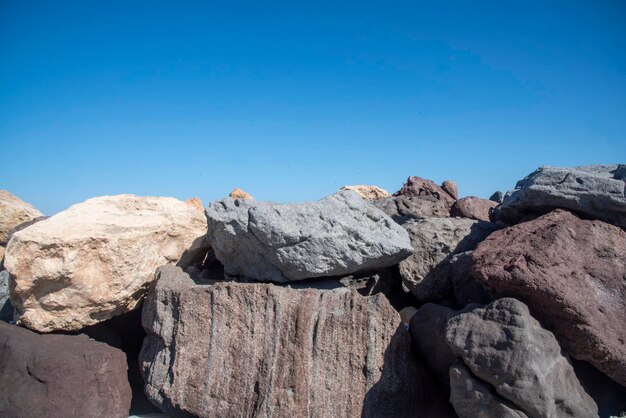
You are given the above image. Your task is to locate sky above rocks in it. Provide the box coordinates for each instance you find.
[1,0,625,214]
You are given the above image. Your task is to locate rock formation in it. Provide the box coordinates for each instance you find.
[4,194,209,332]
[393,176,456,209]
[450,196,498,221]
[441,180,458,200]
[205,190,412,282]
[229,187,254,199]
[371,195,451,222]
[340,184,391,200]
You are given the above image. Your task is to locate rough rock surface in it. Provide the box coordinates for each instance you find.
[393,176,456,209]
[451,196,498,222]
[205,191,412,282]
[446,298,598,418]
[449,251,491,307]
[471,209,626,386]
[489,191,505,203]
[0,270,12,321]
[0,321,132,418]
[229,187,254,199]
[4,194,209,332]
[0,190,44,245]
[399,217,498,301]
[441,180,459,200]
[140,265,453,418]
[494,165,626,229]
[340,184,391,200]
[371,195,451,223]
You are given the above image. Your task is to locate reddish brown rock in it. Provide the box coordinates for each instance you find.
[451,196,498,222]
[442,180,458,200]
[393,176,456,209]
[372,195,451,223]
[0,321,132,418]
[471,209,626,386]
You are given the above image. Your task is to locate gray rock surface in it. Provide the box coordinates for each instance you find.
[140,265,453,418]
[495,164,626,228]
[399,217,498,301]
[371,195,451,223]
[0,270,13,322]
[205,190,413,282]
[446,298,598,418]
[489,191,505,203]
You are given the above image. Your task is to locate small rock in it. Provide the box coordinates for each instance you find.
[229,187,254,199]
[489,191,504,203]
[450,196,498,221]
[340,185,391,200]
[442,180,459,200]
[393,176,456,209]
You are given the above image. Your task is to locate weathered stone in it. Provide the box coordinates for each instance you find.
[0,190,44,244]
[340,185,391,200]
[451,196,498,222]
[0,270,13,322]
[449,251,491,307]
[393,176,456,209]
[489,191,505,203]
[229,187,254,199]
[205,191,412,283]
[0,321,132,418]
[494,165,626,229]
[442,180,459,200]
[446,298,598,418]
[449,361,529,418]
[471,209,626,386]
[371,195,451,223]
[399,217,498,301]
[4,194,209,332]
[140,265,453,418]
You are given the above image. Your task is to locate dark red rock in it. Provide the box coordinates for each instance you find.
[393,176,456,208]
[441,180,458,200]
[451,196,498,222]
[471,209,626,387]
[0,321,132,418]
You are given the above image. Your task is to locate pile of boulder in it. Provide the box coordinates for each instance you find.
[0,164,625,418]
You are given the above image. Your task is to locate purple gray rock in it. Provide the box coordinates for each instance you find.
[205,190,413,282]
[0,321,132,418]
[489,191,505,203]
[494,164,626,229]
[371,195,451,223]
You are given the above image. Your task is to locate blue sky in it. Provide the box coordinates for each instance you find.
[1,1,625,214]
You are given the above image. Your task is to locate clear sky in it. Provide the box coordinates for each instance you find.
[1,1,625,215]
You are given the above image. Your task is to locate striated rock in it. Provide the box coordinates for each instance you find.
[442,180,458,200]
[340,184,391,200]
[0,321,132,418]
[0,270,12,321]
[451,196,498,222]
[494,165,626,229]
[4,194,209,332]
[446,298,598,418]
[393,176,456,209]
[205,191,412,283]
[229,187,254,199]
[0,190,44,245]
[489,191,504,203]
[371,195,451,223]
[399,217,499,301]
[471,209,626,386]
[140,265,453,418]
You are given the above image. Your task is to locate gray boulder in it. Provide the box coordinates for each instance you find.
[0,270,13,321]
[495,165,626,228]
[446,298,598,418]
[205,191,413,282]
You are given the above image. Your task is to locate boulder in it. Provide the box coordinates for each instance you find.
[0,270,13,321]
[205,191,412,282]
[0,321,132,418]
[494,165,626,229]
[399,217,498,301]
[393,176,456,209]
[446,298,598,418]
[140,265,454,418]
[371,195,451,223]
[441,180,458,200]
[4,194,209,332]
[449,251,491,307]
[471,209,626,386]
[489,191,504,203]
[340,184,391,200]
[450,196,498,222]
[229,187,254,199]
[0,190,44,245]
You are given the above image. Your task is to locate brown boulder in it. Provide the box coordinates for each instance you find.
[393,176,456,208]
[451,196,498,222]
[0,190,44,245]
[471,209,626,386]
[442,180,458,200]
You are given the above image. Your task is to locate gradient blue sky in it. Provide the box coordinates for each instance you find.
[1,1,625,214]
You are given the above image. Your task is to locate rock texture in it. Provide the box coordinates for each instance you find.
[399,217,498,301]
[340,184,391,200]
[489,191,505,203]
[372,195,451,222]
[471,209,626,387]
[4,194,209,332]
[494,165,626,229]
[441,180,458,200]
[393,176,456,209]
[0,321,132,418]
[0,190,44,245]
[450,196,498,222]
[229,187,254,199]
[205,191,412,282]
[0,270,12,322]
[140,265,453,418]
[446,298,598,418]
[449,251,491,307]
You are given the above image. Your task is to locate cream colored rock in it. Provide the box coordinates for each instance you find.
[0,190,44,244]
[4,194,209,332]
[340,185,391,200]
[228,188,254,199]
